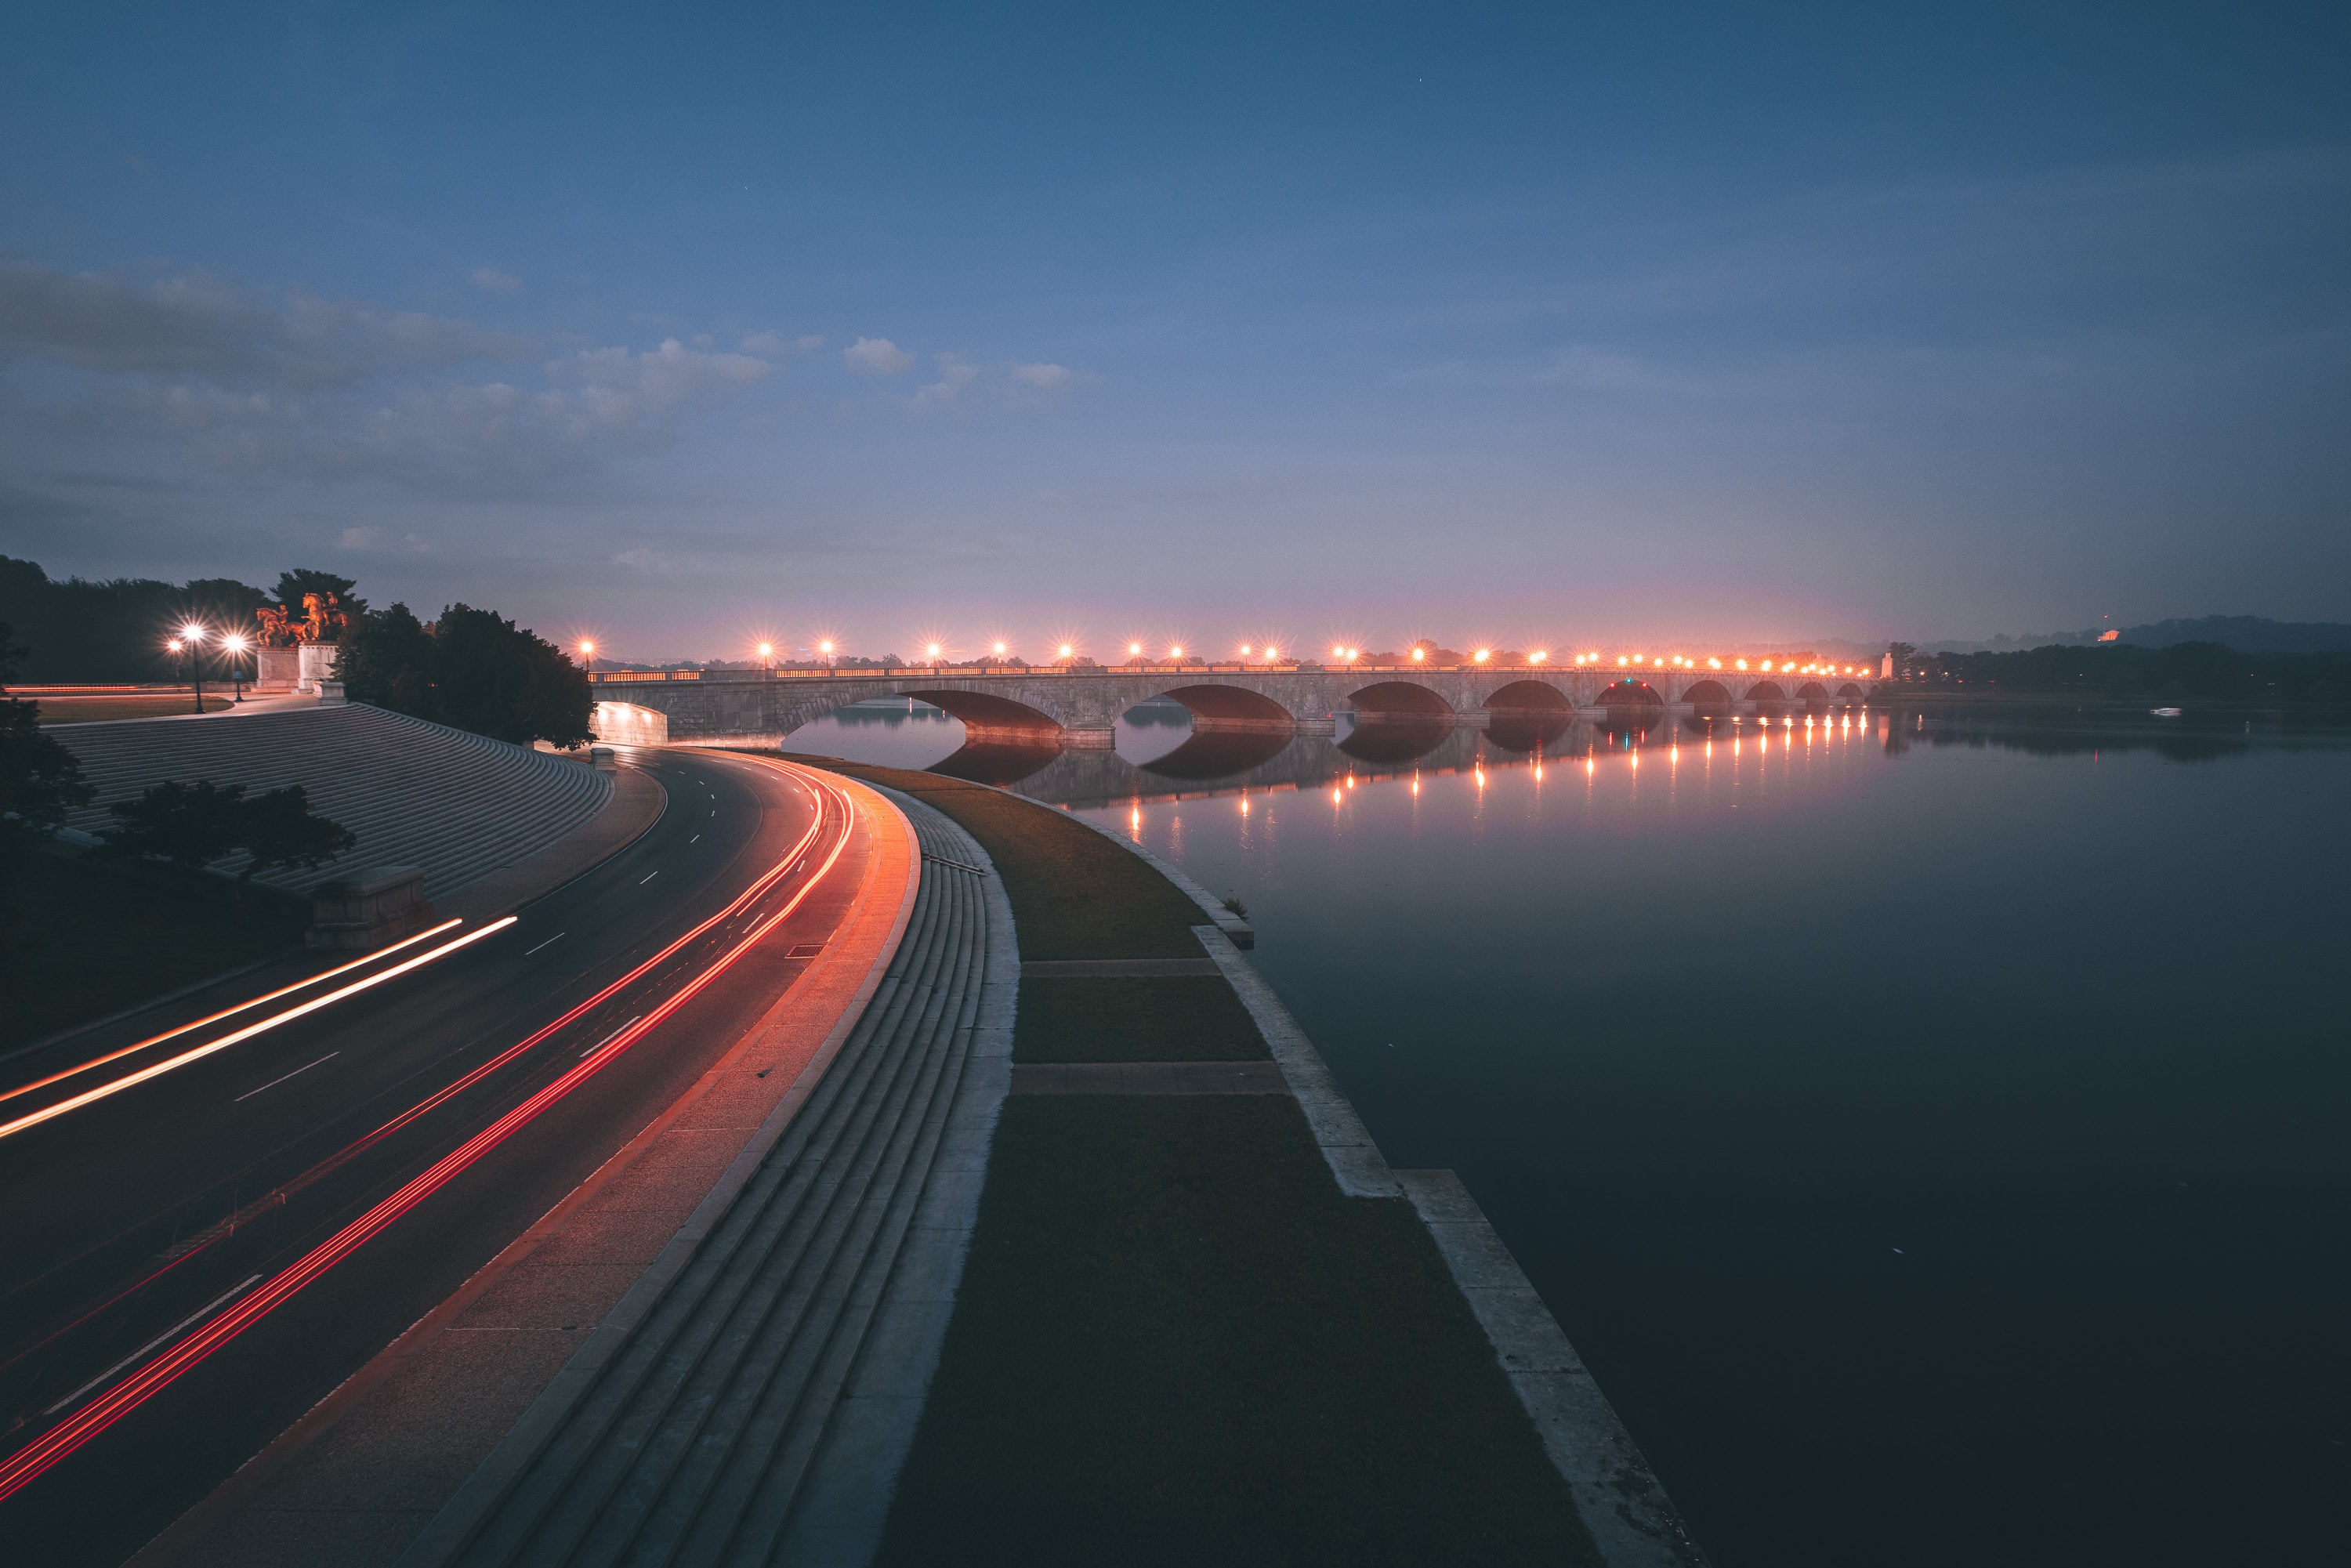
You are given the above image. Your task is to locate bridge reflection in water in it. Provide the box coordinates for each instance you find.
[869,707,1865,811]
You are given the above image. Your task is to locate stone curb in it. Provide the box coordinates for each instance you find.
[1192,923,1707,1566]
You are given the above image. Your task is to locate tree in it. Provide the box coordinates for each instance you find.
[92,781,253,871]
[426,604,592,748]
[335,602,437,715]
[335,601,591,748]
[0,621,96,861]
[92,779,356,899]
[270,568,367,619]
[236,784,360,889]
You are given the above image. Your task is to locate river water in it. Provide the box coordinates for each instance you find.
[781,697,2351,1566]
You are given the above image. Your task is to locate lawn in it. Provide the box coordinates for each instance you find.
[876,1096,1597,1566]
[33,694,234,724]
[1016,976,1270,1063]
[792,759,1599,1566]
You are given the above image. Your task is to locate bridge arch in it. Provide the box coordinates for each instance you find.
[1483,679,1573,714]
[1743,681,1787,703]
[1599,678,1665,708]
[1681,679,1732,711]
[1796,681,1831,701]
[900,688,1063,741]
[1346,681,1455,721]
[1837,682,1864,700]
[1157,683,1295,730]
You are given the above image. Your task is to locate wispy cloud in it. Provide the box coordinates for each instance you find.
[470,267,522,294]
[0,262,533,387]
[1010,361,1073,390]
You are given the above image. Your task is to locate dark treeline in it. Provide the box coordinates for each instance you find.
[0,556,587,747]
[1887,641,2349,702]
[0,557,364,684]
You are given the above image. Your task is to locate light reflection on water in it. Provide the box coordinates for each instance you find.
[779,697,2351,1564]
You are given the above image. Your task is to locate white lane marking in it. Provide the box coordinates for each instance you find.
[234,1052,339,1103]
[639,871,658,884]
[45,1275,264,1415]
[710,809,716,817]
[524,932,567,957]
[690,835,700,844]
[581,1016,643,1058]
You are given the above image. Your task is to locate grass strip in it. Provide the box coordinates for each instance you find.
[875,1095,1597,1566]
[784,758,1208,958]
[1016,975,1269,1063]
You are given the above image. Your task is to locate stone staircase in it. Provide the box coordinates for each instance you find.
[47,704,612,900]
[409,799,998,1566]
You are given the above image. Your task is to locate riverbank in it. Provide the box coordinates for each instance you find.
[797,759,1690,1566]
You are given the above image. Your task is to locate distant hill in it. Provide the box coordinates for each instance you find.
[1909,615,2351,655]
[2114,616,2351,653]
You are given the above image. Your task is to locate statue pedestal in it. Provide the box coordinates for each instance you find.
[255,646,301,690]
[296,642,340,693]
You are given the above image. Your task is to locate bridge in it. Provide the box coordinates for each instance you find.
[587,662,1878,748]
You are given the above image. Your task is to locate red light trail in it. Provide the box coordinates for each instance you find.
[0,764,861,1503]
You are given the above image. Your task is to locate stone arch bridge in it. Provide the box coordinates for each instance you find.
[589,664,1878,748]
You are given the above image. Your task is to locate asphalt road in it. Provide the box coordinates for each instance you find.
[0,749,875,1566]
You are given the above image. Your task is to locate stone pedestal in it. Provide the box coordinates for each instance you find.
[297,641,340,693]
[307,865,433,951]
[255,646,300,690]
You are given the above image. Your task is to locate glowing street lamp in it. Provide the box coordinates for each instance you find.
[1531,650,1548,664]
[1168,645,1183,662]
[926,642,944,668]
[1474,648,1491,664]
[756,641,773,674]
[817,639,835,670]
[221,632,251,702]
[1411,646,1426,662]
[176,621,208,713]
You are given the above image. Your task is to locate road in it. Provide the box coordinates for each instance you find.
[0,750,875,1566]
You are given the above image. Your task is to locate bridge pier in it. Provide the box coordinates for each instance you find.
[1062,726,1116,749]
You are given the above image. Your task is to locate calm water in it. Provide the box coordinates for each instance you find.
[784,699,2351,1565]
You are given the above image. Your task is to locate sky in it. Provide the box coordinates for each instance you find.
[2,2,2345,661]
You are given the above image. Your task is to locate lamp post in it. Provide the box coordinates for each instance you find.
[179,622,208,712]
[818,639,835,672]
[222,632,250,701]
[757,642,773,675]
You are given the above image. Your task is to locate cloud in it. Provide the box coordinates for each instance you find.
[545,337,773,431]
[1010,361,1072,390]
[470,267,521,294]
[0,262,534,387]
[913,353,980,407]
[843,335,914,375]
[741,331,825,358]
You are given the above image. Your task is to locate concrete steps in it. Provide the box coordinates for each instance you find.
[429,805,992,1566]
[47,704,612,900]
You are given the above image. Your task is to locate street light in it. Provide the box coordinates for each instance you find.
[222,632,250,702]
[178,622,208,712]
[817,639,835,670]
[756,641,773,674]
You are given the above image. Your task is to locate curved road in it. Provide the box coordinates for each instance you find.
[0,751,878,1566]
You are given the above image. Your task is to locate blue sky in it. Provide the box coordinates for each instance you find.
[2,2,2344,659]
